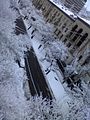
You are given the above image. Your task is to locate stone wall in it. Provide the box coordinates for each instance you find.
[32,0,90,81]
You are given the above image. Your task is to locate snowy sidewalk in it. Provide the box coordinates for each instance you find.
[31,30,70,100]
[20,11,71,113]
[17,0,71,113]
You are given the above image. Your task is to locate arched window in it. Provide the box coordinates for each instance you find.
[60,34,63,39]
[77,28,83,33]
[67,42,71,48]
[77,33,88,47]
[54,15,63,26]
[72,28,83,42]
[82,55,90,66]
[63,38,67,43]
[69,25,78,37]
[57,30,61,36]
[72,25,78,31]
[62,23,67,30]
[78,55,82,61]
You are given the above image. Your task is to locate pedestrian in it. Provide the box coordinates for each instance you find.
[24,16,28,20]
[46,70,51,75]
[54,77,58,81]
[28,26,32,30]
[38,44,42,49]
[31,35,34,39]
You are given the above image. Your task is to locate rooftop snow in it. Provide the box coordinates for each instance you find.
[78,16,90,26]
[49,0,90,26]
[49,0,77,19]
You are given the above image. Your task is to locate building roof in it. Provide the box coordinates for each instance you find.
[49,0,90,27]
[78,16,90,28]
[49,0,77,20]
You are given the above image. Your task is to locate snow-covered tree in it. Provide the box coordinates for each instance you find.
[64,58,81,78]
[25,95,63,120]
[40,35,68,62]
[66,99,88,120]
[23,94,90,120]
[64,45,90,81]
[49,41,68,61]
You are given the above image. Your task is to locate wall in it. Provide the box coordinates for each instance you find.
[32,0,90,81]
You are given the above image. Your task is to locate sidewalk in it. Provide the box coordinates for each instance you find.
[23,15,70,112]
[18,4,71,114]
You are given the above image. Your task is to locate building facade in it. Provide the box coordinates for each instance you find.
[32,0,90,82]
[32,0,75,41]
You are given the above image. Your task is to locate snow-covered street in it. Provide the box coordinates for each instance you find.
[0,0,70,119]
[17,0,71,110]
[0,0,90,119]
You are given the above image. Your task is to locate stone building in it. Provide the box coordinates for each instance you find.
[64,17,90,64]
[63,17,90,81]
[32,0,90,82]
[63,0,87,13]
[32,0,75,41]
[45,1,75,40]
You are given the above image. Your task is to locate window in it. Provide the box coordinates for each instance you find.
[54,15,63,26]
[82,56,90,65]
[51,11,58,20]
[54,28,58,34]
[72,25,78,31]
[67,42,71,48]
[60,34,63,39]
[69,25,78,37]
[63,38,67,43]
[72,28,83,42]
[78,55,82,61]
[57,12,60,17]
[65,28,68,32]
[77,33,88,47]
[45,7,53,18]
[62,23,67,30]
[57,30,61,36]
